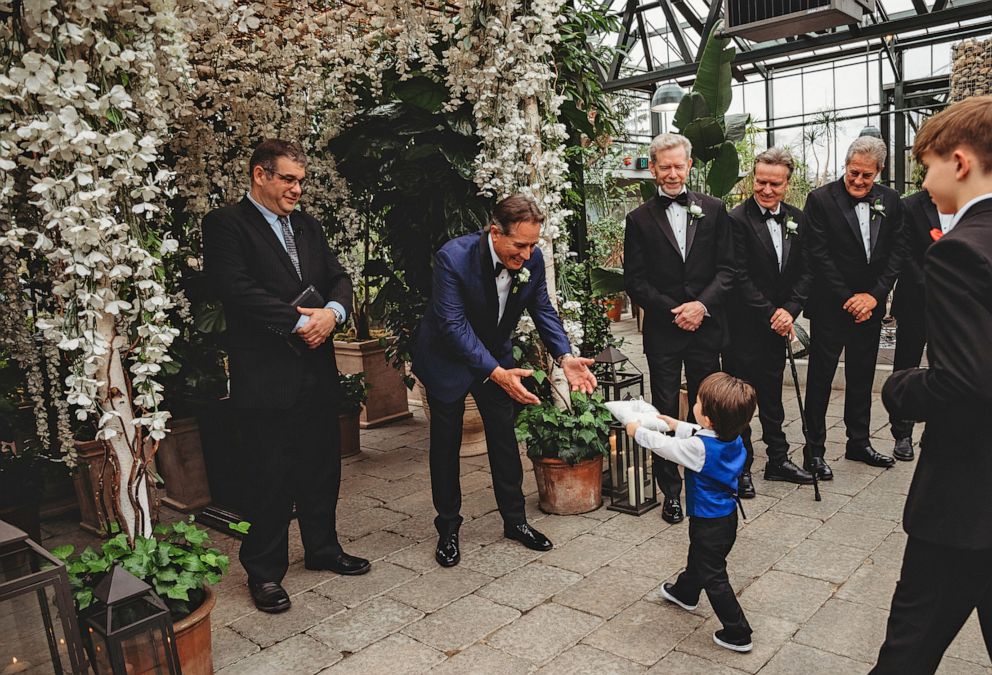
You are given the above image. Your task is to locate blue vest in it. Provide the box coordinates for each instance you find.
[684,435,746,518]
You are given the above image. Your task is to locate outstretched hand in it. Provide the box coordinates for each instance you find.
[490,367,540,405]
[561,356,597,394]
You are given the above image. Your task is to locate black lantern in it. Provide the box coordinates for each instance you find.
[80,565,181,675]
[0,519,88,674]
[596,347,645,497]
[606,426,658,515]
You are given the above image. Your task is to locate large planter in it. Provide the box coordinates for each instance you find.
[173,585,216,675]
[339,411,361,457]
[334,338,412,428]
[605,297,623,322]
[416,383,487,457]
[531,455,604,515]
[155,417,212,512]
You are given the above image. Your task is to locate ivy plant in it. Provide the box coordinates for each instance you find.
[515,390,613,465]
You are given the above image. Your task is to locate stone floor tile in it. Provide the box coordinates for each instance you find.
[389,489,440,516]
[537,643,647,674]
[386,565,492,613]
[231,591,346,649]
[676,611,798,674]
[794,598,889,664]
[313,561,418,608]
[870,529,908,564]
[770,488,850,521]
[773,539,868,584]
[606,536,689,581]
[477,563,582,611]
[459,511,507,546]
[590,511,670,543]
[430,644,534,675]
[819,468,880,497]
[840,486,906,522]
[867,462,916,495]
[307,597,424,654]
[738,570,835,623]
[647,650,749,674]
[528,513,600,546]
[580,505,622,521]
[386,539,480,574]
[385,512,439,543]
[460,470,495,495]
[582,600,703,667]
[809,512,897,551]
[216,633,342,675]
[726,536,791,579]
[322,634,444,674]
[210,580,259,628]
[738,511,821,547]
[211,626,260,672]
[541,534,633,575]
[936,657,992,674]
[361,474,431,502]
[461,488,501,519]
[351,457,424,481]
[342,529,417,562]
[554,566,659,618]
[459,539,544,577]
[338,473,391,497]
[401,594,520,652]
[336,506,409,539]
[835,559,900,610]
[759,642,871,675]
[947,611,992,667]
[488,603,603,664]
[747,477,800,499]
[733,493,778,522]
[337,494,383,512]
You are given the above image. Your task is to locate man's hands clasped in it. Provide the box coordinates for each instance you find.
[842,293,877,324]
[672,300,706,331]
[296,306,337,348]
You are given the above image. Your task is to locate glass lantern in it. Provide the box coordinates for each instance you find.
[80,565,181,675]
[596,346,645,496]
[0,519,88,674]
[607,427,658,515]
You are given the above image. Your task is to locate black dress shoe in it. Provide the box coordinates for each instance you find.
[803,456,834,481]
[738,472,756,499]
[503,523,553,551]
[304,550,371,575]
[662,497,684,524]
[248,580,291,613]
[845,442,895,468]
[893,437,915,462]
[764,458,815,485]
[435,532,460,567]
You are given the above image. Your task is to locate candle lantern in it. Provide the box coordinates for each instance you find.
[80,565,181,675]
[607,426,658,515]
[0,519,88,674]
[595,346,645,497]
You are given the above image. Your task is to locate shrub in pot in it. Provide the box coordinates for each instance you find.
[338,371,369,457]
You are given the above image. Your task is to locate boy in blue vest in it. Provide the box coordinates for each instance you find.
[626,372,757,653]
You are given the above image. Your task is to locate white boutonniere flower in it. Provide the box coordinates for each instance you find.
[512,266,531,295]
[784,218,798,239]
[871,199,886,217]
[687,203,704,222]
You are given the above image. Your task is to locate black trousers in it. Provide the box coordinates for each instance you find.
[872,537,992,674]
[672,512,751,639]
[803,310,883,456]
[724,330,789,471]
[238,370,342,583]
[889,308,926,440]
[428,379,525,537]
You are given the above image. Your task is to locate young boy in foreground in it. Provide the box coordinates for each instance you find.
[626,372,757,652]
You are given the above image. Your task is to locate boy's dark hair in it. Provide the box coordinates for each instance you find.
[697,372,757,442]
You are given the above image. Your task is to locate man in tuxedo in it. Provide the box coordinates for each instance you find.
[873,96,992,674]
[725,148,814,497]
[624,132,735,523]
[887,189,954,462]
[412,194,597,568]
[202,139,369,614]
[801,136,904,480]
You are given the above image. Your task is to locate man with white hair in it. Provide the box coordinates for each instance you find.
[624,132,735,523]
[801,136,905,480]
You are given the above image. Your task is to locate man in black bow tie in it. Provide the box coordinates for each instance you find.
[624,132,735,523]
[724,148,815,497]
[801,136,905,481]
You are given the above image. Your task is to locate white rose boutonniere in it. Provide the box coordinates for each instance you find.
[871,199,886,217]
[687,203,704,222]
[784,217,799,239]
[512,266,531,294]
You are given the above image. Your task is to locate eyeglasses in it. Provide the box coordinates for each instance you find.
[264,168,306,188]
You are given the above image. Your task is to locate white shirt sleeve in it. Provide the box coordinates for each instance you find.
[633,426,706,473]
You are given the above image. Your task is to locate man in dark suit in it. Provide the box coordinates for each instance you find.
[872,96,992,674]
[412,194,597,568]
[725,148,814,497]
[887,189,954,462]
[801,136,904,480]
[202,139,369,614]
[624,132,735,523]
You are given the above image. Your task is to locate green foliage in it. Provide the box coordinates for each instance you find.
[53,518,228,621]
[338,371,370,415]
[515,391,613,465]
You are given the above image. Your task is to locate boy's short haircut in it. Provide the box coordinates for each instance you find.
[697,372,757,442]
[912,95,992,173]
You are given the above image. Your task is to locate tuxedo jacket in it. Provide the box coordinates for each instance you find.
[727,196,811,345]
[890,189,940,320]
[623,192,735,354]
[882,198,992,550]
[411,231,571,405]
[202,197,352,409]
[803,179,904,320]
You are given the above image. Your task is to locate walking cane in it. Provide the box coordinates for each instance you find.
[785,332,821,502]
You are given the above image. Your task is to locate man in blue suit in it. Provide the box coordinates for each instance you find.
[412,194,598,568]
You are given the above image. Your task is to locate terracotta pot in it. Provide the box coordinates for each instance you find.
[172,586,216,675]
[155,417,212,512]
[339,411,361,457]
[416,383,488,457]
[333,338,412,428]
[605,297,622,322]
[531,455,604,515]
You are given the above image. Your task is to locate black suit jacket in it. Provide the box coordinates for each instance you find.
[803,179,904,319]
[890,189,940,320]
[727,197,811,344]
[882,198,992,550]
[202,197,353,409]
[623,191,735,354]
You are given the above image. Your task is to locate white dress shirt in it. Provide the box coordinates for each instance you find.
[939,212,955,234]
[855,201,872,262]
[488,234,512,322]
[660,187,689,261]
[760,205,784,270]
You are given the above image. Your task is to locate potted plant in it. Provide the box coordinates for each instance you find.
[338,372,369,457]
[515,389,613,515]
[54,518,228,675]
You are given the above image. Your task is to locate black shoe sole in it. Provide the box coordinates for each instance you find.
[661,513,684,524]
[304,562,372,575]
[503,534,553,551]
[844,453,895,468]
[255,600,292,614]
[893,453,914,462]
[764,473,815,485]
[435,554,460,567]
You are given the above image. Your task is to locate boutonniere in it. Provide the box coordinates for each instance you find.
[511,266,531,294]
[784,217,799,239]
[929,227,943,242]
[687,203,704,222]
[871,199,886,217]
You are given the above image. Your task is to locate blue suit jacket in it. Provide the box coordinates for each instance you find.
[411,230,572,404]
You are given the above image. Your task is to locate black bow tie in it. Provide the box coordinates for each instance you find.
[494,262,517,278]
[851,194,874,206]
[658,192,689,209]
[766,210,787,225]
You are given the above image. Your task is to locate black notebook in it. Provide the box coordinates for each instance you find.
[289,284,325,309]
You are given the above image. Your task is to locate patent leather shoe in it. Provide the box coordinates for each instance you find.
[803,455,834,481]
[304,550,371,575]
[662,497,684,524]
[738,472,756,499]
[435,532,460,567]
[893,437,915,462]
[503,523,553,551]
[248,580,291,613]
[845,442,895,468]
[764,458,815,485]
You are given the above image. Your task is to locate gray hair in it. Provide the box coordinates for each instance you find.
[649,133,692,164]
[754,146,795,179]
[845,136,887,172]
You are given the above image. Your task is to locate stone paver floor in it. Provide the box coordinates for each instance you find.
[40,316,991,674]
